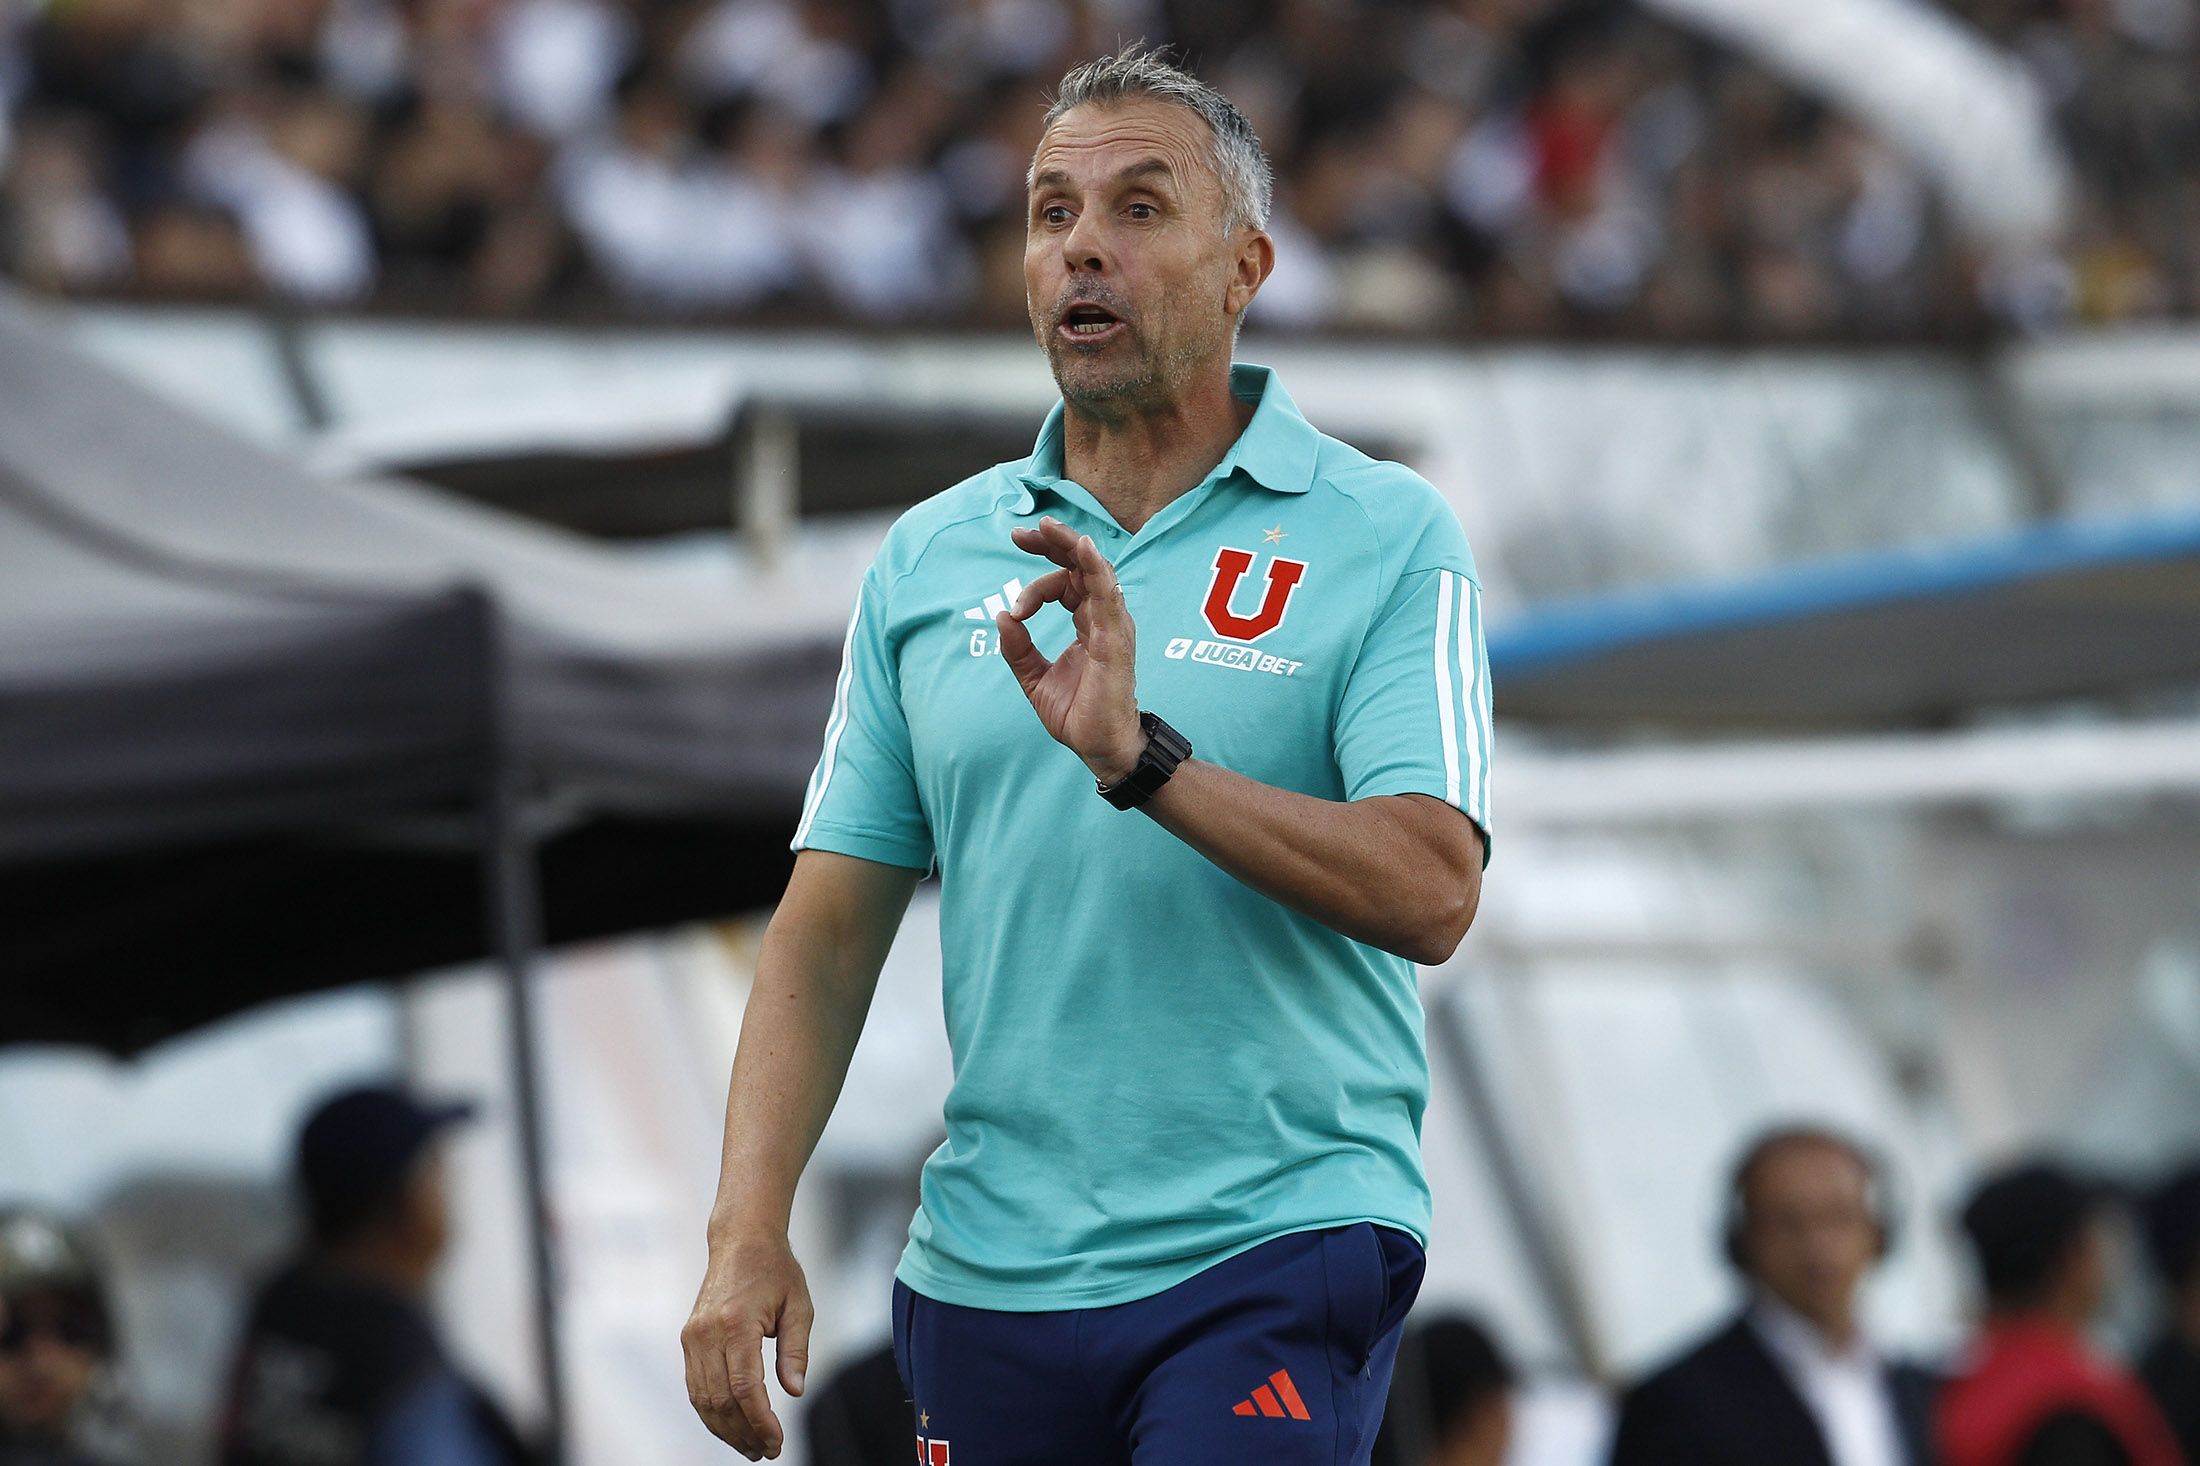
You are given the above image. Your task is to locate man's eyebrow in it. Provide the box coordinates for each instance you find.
[1027,158,1177,194]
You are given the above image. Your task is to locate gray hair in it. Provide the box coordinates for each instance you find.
[1037,45,1274,235]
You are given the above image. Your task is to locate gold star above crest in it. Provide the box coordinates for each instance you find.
[919,1411,929,1429]
[1262,525,1288,544]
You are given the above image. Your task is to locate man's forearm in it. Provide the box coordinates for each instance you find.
[1141,759,1482,965]
[708,854,919,1235]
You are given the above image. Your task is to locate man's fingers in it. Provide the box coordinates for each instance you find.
[997,610,1049,691]
[776,1287,814,1397]
[1011,567,1076,619]
[684,1317,765,1458]
[1012,516,1090,572]
[724,1336,784,1459]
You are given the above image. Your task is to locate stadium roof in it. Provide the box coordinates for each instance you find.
[1489,505,2200,728]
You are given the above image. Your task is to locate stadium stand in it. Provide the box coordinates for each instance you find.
[0,0,2188,336]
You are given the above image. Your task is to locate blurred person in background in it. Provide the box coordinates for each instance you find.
[219,1085,533,1466]
[1370,1314,1515,1466]
[1937,1162,2182,1466]
[1610,1127,1939,1466]
[2138,1163,2200,1465]
[0,1209,134,1466]
[800,1341,908,1466]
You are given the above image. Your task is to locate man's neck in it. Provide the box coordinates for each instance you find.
[316,1236,431,1298]
[1060,366,1253,534]
[1756,1289,1862,1356]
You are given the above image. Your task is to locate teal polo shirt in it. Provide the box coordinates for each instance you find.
[793,363,1493,1311]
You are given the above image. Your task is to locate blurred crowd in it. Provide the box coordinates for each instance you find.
[0,0,2194,338]
[9,1106,2200,1466]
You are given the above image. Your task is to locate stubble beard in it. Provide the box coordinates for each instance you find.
[1041,309,1223,421]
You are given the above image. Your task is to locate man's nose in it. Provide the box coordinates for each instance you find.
[1060,209,1109,273]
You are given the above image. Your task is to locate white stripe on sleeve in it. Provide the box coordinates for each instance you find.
[793,592,864,847]
[1433,569,1461,809]
[1455,574,1486,822]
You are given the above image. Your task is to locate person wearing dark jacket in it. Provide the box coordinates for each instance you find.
[220,1085,534,1466]
[1610,1127,1939,1466]
[1937,1162,2182,1466]
[2137,1163,2200,1465]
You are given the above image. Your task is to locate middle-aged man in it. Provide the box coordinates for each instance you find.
[681,43,1493,1466]
[1938,1162,2183,1466]
[1609,1127,1939,1466]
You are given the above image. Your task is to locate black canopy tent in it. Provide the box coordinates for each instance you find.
[0,291,848,1461]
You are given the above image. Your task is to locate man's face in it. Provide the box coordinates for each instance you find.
[0,1291,104,1439]
[1024,98,1271,414]
[1739,1141,1883,1334]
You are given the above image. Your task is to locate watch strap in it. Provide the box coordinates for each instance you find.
[1097,712,1192,810]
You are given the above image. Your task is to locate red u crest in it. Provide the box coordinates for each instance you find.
[1202,548,1307,642]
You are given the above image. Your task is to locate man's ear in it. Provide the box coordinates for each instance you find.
[1225,228,1277,318]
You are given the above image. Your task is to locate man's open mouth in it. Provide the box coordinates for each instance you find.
[1060,303,1124,338]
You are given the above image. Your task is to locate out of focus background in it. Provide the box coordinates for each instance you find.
[6,2,2200,1465]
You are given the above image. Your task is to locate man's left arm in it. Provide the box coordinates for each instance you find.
[997,517,1486,966]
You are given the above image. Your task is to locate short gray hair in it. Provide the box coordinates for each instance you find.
[1037,45,1273,235]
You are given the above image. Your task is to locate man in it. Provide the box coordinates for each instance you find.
[2138,1163,2200,1464]
[220,1085,533,1466]
[0,1209,132,1466]
[1937,1162,2182,1466]
[1371,1315,1515,1466]
[1609,1127,1939,1466]
[681,43,1492,1466]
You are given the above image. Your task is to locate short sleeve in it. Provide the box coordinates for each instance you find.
[1333,565,1493,862]
[790,567,934,870]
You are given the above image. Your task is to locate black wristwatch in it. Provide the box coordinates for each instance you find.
[1097,712,1193,810]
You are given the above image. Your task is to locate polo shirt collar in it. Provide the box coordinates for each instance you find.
[1010,363,1320,513]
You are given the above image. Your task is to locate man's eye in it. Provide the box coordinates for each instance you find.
[1043,205,1072,225]
[1128,203,1156,220]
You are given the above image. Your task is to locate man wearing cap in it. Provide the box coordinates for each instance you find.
[0,1208,132,1466]
[219,1085,531,1466]
[683,42,1490,1466]
[1938,1161,2182,1466]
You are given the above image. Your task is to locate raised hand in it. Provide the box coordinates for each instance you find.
[997,516,1146,784]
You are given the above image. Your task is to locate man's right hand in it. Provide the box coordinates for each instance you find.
[682,1229,814,1460]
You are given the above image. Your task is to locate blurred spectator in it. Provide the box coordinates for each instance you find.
[218,1085,533,1466]
[1369,1314,1515,1466]
[0,1208,136,1466]
[802,1341,910,1466]
[0,0,2194,336]
[1610,1127,1938,1466]
[796,63,973,319]
[2137,1163,2200,1465]
[1937,1161,2183,1466]
[0,111,130,291]
[183,93,377,303]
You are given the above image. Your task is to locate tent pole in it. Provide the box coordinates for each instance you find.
[471,579,569,1466]
[487,777,570,1466]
